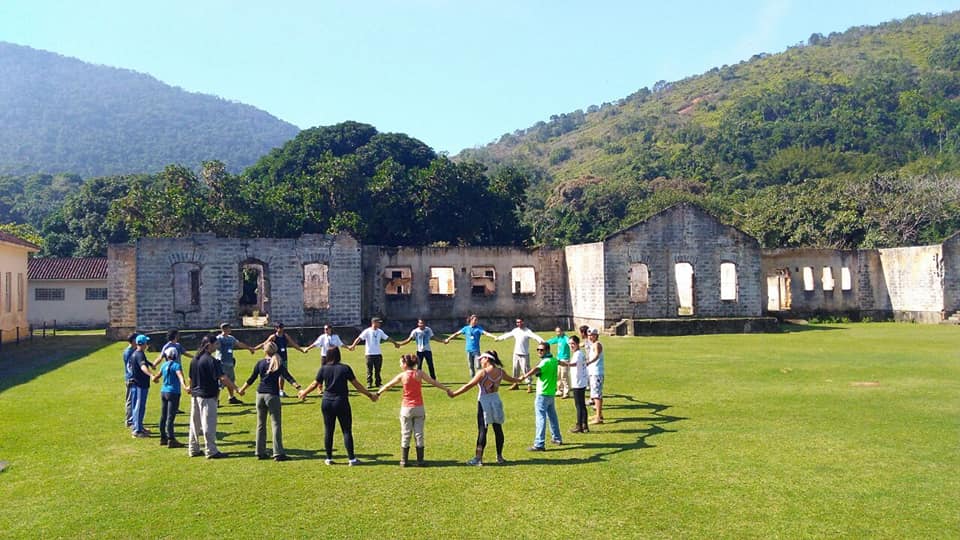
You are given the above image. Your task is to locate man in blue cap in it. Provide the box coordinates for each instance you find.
[128,334,156,438]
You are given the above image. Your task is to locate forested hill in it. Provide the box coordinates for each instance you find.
[458,11,960,249]
[0,42,300,177]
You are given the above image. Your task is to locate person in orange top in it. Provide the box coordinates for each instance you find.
[376,354,452,467]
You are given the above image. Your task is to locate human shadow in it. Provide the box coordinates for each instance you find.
[519,394,685,465]
[0,335,112,394]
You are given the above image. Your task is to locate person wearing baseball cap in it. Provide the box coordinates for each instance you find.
[128,334,155,438]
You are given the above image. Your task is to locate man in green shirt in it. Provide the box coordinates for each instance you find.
[546,327,571,398]
[523,342,563,451]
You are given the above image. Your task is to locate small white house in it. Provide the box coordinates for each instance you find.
[28,257,108,329]
[0,231,40,344]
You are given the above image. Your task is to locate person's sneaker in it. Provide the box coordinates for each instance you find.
[526,386,533,393]
[273,454,290,462]
[570,425,583,433]
[466,457,483,466]
[324,459,334,466]
[131,431,149,438]
[189,451,204,457]
[167,440,185,449]
[228,397,243,405]
[257,454,271,460]
[348,458,361,466]
[159,438,168,446]
[279,390,288,398]
[527,446,546,452]
[207,452,227,459]
[551,438,564,445]
[140,428,152,435]
[496,456,507,465]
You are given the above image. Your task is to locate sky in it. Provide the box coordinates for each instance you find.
[1,1,958,154]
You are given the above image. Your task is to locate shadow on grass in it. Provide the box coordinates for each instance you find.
[778,323,846,333]
[520,393,686,466]
[0,334,113,394]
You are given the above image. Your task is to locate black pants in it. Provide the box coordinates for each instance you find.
[416,350,436,379]
[365,354,383,387]
[572,387,588,427]
[159,392,181,440]
[321,398,355,460]
[476,402,504,458]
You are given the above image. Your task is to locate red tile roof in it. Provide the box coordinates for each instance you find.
[28,257,108,280]
[0,231,40,251]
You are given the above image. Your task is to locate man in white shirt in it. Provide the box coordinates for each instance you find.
[396,319,441,379]
[348,317,398,388]
[495,317,545,393]
[303,324,344,361]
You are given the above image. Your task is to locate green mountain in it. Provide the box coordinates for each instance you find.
[458,12,960,248]
[0,42,300,177]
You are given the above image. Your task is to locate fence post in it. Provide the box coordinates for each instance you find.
[53,320,57,336]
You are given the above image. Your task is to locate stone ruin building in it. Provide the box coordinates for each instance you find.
[107,203,960,338]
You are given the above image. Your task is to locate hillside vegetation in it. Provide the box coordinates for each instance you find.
[0,42,299,177]
[459,12,960,248]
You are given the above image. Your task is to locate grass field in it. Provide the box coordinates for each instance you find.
[0,323,957,539]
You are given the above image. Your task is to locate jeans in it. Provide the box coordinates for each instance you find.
[533,394,561,448]
[466,351,480,377]
[256,393,284,457]
[124,382,133,426]
[416,350,436,379]
[159,392,181,440]
[189,396,219,456]
[130,385,149,433]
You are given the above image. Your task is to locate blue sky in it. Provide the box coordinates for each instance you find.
[1,1,957,154]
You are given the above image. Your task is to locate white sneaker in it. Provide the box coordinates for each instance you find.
[348,458,361,466]
[324,459,334,465]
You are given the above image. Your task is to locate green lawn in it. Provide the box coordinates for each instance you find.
[0,323,957,538]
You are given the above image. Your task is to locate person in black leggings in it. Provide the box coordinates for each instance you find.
[298,346,378,465]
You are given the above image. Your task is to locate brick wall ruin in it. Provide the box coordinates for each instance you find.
[106,204,960,337]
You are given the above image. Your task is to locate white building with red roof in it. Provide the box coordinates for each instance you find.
[28,257,108,329]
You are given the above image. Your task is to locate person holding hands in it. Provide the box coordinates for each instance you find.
[376,354,452,467]
[237,341,301,461]
[347,317,398,388]
[444,314,496,378]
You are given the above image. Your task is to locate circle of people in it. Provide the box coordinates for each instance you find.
[122,314,606,466]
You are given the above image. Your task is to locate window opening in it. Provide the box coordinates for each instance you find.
[304,263,330,309]
[470,266,496,296]
[720,262,738,301]
[802,267,815,291]
[822,267,835,291]
[511,267,536,295]
[384,267,412,295]
[675,262,694,316]
[429,267,455,296]
[629,263,649,303]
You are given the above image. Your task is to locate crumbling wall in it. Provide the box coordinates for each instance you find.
[363,245,568,333]
[877,245,943,323]
[602,203,762,324]
[107,244,137,339]
[116,233,360,333]
[942,231,960,316]
[761,248,861,317]
[565,241,605,330]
